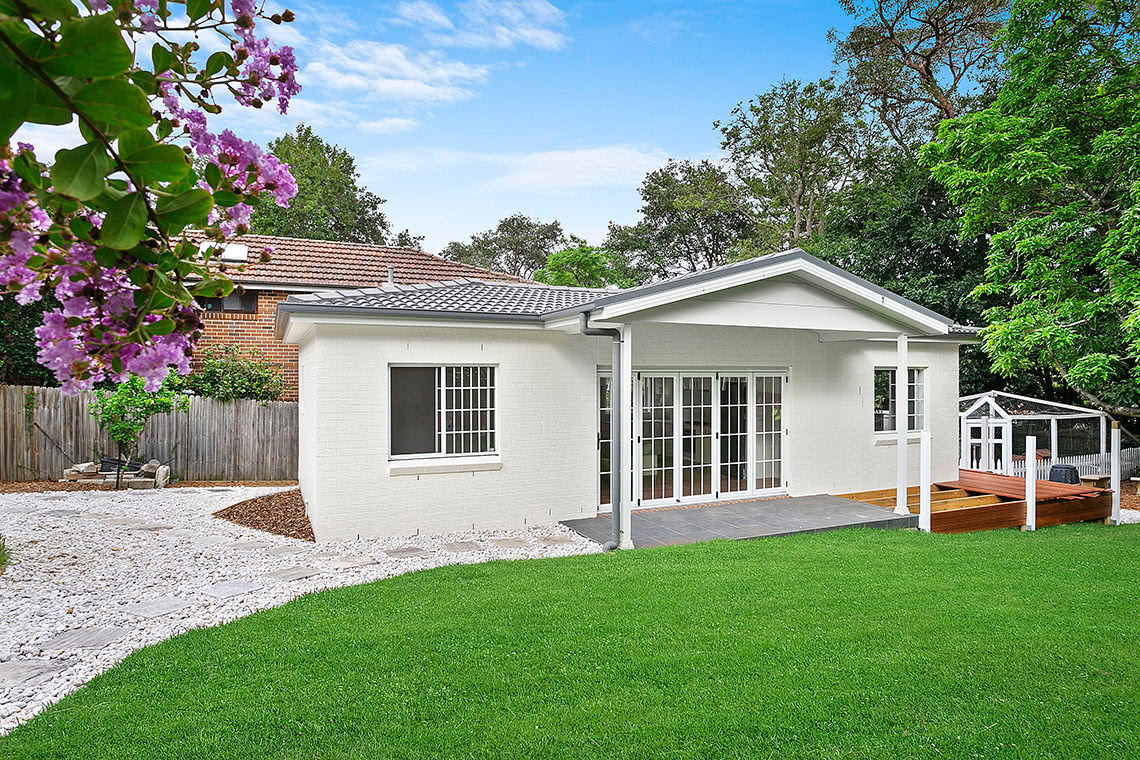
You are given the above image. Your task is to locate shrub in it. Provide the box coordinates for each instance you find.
[182,345,285,402]
[89,375,189,468]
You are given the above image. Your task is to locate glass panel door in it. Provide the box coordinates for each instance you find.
[754,374,783,491]
[681,375,714,498]
[598,374,612,507]
[641,375,675,502]
[719,375,749,496]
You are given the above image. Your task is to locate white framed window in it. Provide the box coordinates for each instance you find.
[874,367,925,432]
[390,365,496,458]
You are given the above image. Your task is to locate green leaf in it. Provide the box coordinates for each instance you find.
[190,278,234,297]
[117,127,155,157]
[204,161,222,189]
[129,70,158,96]
[40,14,132,79]
[152,43,175,75]
[94,247,120,268]
[16,0,77,18]
[123,144,191,183]
[186,0,213,21]
[73,79,153,138]
[147,317,176,336]
[203,51,232,77]
[101,193,149,250]
[156,188,213,231]
[70,215,94,240]
[26,79,72,126]
[211,190,241,207]
[50,142,111,201]
[128,266,148,288]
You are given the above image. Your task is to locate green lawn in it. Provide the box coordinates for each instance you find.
[5,525,1139,759]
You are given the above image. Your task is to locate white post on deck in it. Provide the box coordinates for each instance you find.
[1111,422,1121,526]
[895,334,910,515]
[918,430,932,532]
[980,414,991,472]
[1050,418,1060,462]
[1100,416,1107,460]
[959,416,969,470]
[1024,435,1037,532]
[618,322,635,549]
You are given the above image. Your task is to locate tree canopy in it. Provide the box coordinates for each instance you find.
[923,0,1140,415]
[532,242,636,289]
[441,214,568,279]
[250,124,392,245]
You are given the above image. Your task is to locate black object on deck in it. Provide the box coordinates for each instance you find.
[1048,463,1080,485]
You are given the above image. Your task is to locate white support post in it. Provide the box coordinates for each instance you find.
[895,334,910,515]
[1024,435,1037,531]
[1111,422,1121,526]
[1050,418,1059,462]
[618,322,635,549]
[959,416,969,470]
[980,415,991,472]
[918,430,931,532]
[1100,416,1107,458]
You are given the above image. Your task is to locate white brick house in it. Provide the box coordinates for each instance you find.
[277,249,977,543]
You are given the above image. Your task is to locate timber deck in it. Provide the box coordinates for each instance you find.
[836,469,1112,534]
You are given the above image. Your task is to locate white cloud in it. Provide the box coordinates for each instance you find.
[392,1,454,29]
[302,41,488,102]
[416,0,569,51]
[358,117,422,134]
[362,143,668,192]
[11,122,84,161]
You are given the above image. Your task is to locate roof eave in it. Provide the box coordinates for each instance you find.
[275,301,543,340]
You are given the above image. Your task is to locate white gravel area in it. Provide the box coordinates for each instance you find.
[0,486,601,734]
[1119,508,1140,524]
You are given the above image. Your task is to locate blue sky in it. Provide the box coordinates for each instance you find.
[20,0,856,252]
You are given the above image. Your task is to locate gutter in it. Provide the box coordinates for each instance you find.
[579,313,624,551]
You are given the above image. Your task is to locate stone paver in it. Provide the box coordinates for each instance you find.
[206,488,232,492]
[42,627,129,650]
[443,541,482,552]
[541,536,574,545]
[128,523,171,532]
[266,565,320,582]
[229,541,270,551]
[0,661,66,689]
[264,545,305,556]
[0,506,39,514]
[310,551,341,559]
[385,547,428,559]
[102,516,147,526]
[490,538,530,549]
[200,580,262,600]
[328,556,376,569]
[38,494,69,501]
[41,509,82,517]
[122,596,191,619]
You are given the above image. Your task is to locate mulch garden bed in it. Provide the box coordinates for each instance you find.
[213,488,314,542]
[170,480,298,488]
[0,480,112,493]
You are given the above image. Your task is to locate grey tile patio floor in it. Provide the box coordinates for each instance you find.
[561,494,916,548]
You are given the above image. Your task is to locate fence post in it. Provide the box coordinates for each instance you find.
[981,415,991,472]
[919,430,931,532]
[1024,435,1036,532]
[1111,422,1121,525]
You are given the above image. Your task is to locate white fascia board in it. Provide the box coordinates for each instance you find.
[278,312,542,343]
[591,259,950,335]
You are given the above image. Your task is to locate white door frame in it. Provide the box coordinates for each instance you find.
[622,368,789,509]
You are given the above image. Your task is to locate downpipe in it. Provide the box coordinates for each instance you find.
[579,313,622,551]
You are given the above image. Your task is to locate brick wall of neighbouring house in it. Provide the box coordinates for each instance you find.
[196,289,299,400]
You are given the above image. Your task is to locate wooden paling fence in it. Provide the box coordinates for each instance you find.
[0,384,297,482]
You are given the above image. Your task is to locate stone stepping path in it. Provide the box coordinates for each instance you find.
[490,538,530,548]
[310,551,341,559]
[128,523,171,532]
[122,596,191,619]
[0,660,66,688]
[38,494,69,501]
[200,580,262,600]
[230,541,270,551]
[443,541,482,552]
[40,509,82,517]
[0,506,40,514]
[265,545,305,556]
[102,516,148,526]
[542,536,574,545]
[42,626,129,650]
[328,556,375,570]
[386,547,428,559]
[266,566,319,582]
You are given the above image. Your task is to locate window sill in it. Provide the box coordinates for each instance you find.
[874,433,925,446]
[388,455,502,476]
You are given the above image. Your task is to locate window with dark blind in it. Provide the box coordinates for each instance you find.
[390,366,497,457]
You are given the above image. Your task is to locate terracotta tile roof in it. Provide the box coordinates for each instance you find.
[287,279,608,318]
[182,230,524,288]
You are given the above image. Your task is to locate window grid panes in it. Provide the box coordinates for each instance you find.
[598,375,612,506]
[754,375,782,491]
[641,376,674,501]
[719,376,749,494]
[443,366,496,454]
[681,376,714,498]
[874,368,925,433]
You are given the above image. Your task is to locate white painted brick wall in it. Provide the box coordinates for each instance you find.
[296,321,962,541]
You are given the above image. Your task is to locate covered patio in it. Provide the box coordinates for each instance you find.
[562,494,916,548]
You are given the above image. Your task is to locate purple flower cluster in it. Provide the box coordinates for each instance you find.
[230,0,301,114]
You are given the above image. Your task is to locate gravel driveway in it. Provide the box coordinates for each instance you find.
[0,487,601,734]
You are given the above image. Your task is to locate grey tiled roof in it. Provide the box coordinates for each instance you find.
[286,279,609,318]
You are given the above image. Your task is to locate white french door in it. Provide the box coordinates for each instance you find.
[613,370,787,508]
